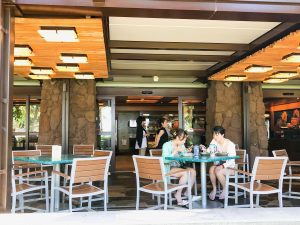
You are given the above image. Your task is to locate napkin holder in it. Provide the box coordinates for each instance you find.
[52,145,62,160]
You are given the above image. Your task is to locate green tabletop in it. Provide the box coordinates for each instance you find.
[14,154,92,165]
[165,154,239,163]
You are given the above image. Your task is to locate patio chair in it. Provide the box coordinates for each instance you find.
[51,156,110,212]
[225,149,248,202]
[273,149,300,199]
[11,169,49,213]
[80,150,112,206]
[149,149,162,157]
[133,155,192,210]
[224,157,287,208]
[35,145,52,156]
[12,150,49,206]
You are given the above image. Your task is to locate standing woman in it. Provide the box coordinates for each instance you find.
[162,129,196,206]
[135,116,148,156]
[154,118,169,149]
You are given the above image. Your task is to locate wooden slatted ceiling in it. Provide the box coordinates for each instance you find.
[14,18,108,79]
[210,30,300,82]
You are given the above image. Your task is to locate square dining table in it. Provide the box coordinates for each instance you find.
[14,154,92,212]
[165,154,239,208]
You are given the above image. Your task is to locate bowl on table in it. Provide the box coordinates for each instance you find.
[215,152,228,157]
[200,152,210,158]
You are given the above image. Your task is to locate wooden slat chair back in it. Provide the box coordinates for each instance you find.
[134,157,163,181]
[12,150,41,170]
[73,144,94,156]
[94,150,112,157]
[272,149,289,161]
[235,150,246,165]
[35,145,52,156]
[149,149,162,157]
[254,158,287,181]
[273,149,300,199]
[72,157,109,184]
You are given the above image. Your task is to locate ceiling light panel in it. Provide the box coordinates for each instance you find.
[28,74,51,80]
[270,71,298,79]
[74,72,94,79]
[244,65,273,73]
[60,53,88,63]
[31,67,54,75]
[282,53,300,63]
[38,26,79,42]
[263,78,289,83]
[14,57,33,66]
[14,44,34,56]
[56,63,80,72]
[224,75,247,81]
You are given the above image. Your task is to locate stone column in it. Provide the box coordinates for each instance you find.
[206,81,243,146]
[206,81,268,162]
[68,79,96,153]
[38,80,63,145]
[249,83,268,160]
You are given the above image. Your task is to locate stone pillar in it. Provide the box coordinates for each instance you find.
[206,81,268,161]
[206,81,243,146]
[38,80,63,145]
[249,83,268,160]
[68,79,96,153]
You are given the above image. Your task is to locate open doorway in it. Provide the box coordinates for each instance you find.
[114,95,206,172]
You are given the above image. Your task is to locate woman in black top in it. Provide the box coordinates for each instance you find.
[135,116,148,155]
[154,118,169,149]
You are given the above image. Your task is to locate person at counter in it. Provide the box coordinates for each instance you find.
[135,116,148,156]
[200,126,236,201]
[154,118,169,149]
[162,129,196,206]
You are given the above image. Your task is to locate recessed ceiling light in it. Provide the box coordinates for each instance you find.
[224,75,247,81]
[38,26,79,42]
[56,63,79,72]
[14,57,33,66]
[60,53,88,63]
[28,73,51,80]
[14,45,34,57]
[244,65,273,73]
[263,78,289,83]
[74,72,94,79]
[30,67,54,75]
[270,71,298,79]
[153,76,159,82]
[281,53,300,63]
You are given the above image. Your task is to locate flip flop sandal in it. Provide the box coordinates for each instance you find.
[209,192,216,201]
[177,200,189,206]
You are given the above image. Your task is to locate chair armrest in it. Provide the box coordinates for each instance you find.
[14,170,48,177]
[52,170,70,180]
[228,168,252,176]
[288,161,300,166]
[237,162,248,165]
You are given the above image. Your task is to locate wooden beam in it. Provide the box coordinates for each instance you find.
[110,41,249,51]
[110,69,208,77]
[110,53,233,62]
[15,0,300,22]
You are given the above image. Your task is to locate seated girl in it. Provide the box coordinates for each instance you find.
[162,129,196,206]
[201,126,236,200]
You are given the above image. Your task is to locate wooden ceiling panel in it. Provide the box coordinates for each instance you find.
[210,30,300,82]
[14,18,108,79]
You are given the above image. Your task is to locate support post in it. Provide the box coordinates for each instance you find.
[242,82,251,168]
